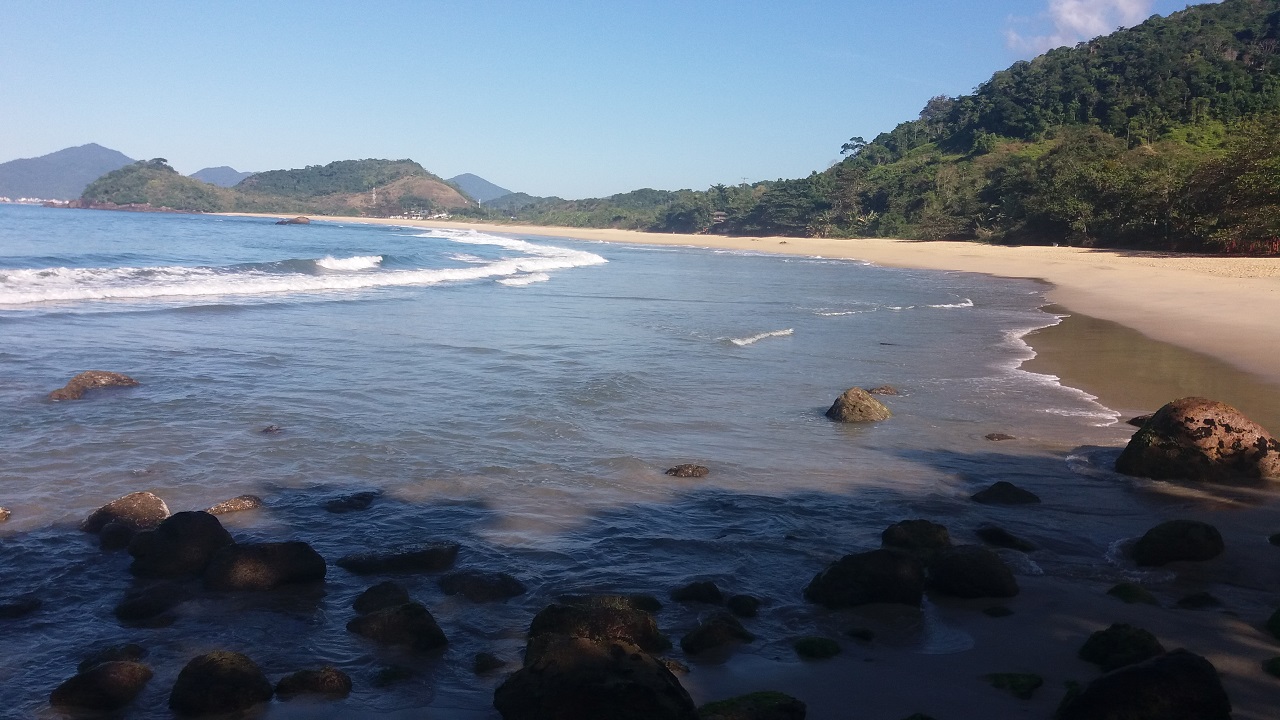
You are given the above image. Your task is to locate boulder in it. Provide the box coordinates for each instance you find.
[680,610,755,655]
[793,636,840,660]
[927,546,1019,599]
[1056,649,1232,720]
[866,385,900,396]
[203,541,327,591]
[803,549,924,608]
[984,433,1016,441]
[439,570,526,602]
[324,490,379,513]
[474,652,506,674]
[558,593,663,613]
[276,216,311,225]
[168,651,273,716]
[353,580,411,614]
[825,387,892,423]
[114,581,193,623]
[81,491,169,534]
[974,524,1035,552]
[672,580,723,604]
[1079,624,1166,671]
[1107,582,1159,605]
[1115,397,1280,483]
[970,481,1040,505]
[275,666,352,700]
[666,464,709,478]
[346,602,447,651]
[0,507,9,522]
[128,511,234,577]
[527,601,669,656]
[79,644,147,673]
[336,542,459,574]
[881,519,952,557]
[726,594,760,618]
[698,691,807,720]
[206,495,264,515]
[1131,520,1224,566]
[50,661,152,713]
[99,521,137,550]
[493,635,697,720]
[49,370,139,401]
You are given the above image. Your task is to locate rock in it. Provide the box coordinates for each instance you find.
[79,644,147,673]
[114,581,193,623]
[927,545,1019,599]
[845,627,875,642]
[168,651,274,716]
[1264,657,1280,678]
[793,636,840,659]
[1175,591,1222,610]
[680,610,754,655]
[1115,397,1280,483]
[698,691,807,720]
[1128,414,1154,427]
[803,549,924,608]
[666,464,710,478]
[825,387,892,423]
[99,521,138,550]
[0,507,9,522]
[866,385,900,396]
[1079,623,1166,671]
[275,666,351,700]
[663,658,690,675]
[128,511,234,577]
[324,490,379,513]
[371,665,414,687]
[559,593,663,613]
[0,593,42,619]
[1131,520,1224,566]
[354,581,412,614]
[984,433,1016,441]
[1266,608,1280,639]
[975,524,1035,552]
[494,635,697,720]
[983,605,1014,617]
[527,601,670,656]
[1056,649,1231,720]
[50,660,153,713]
[346,602,447,651]
[672,580,723,604]
[260,425,284,434]
[474,652,506,674]
[1269,532,1280,546]
[206,495,264,515]
[985,673,1042,699]
[970,481,1040,505]
[439,570,526,602]
[335,542,459,574]
[81,491,170,534]
[276,216,311,225]
[203,541,327,591]
[49,370,139,401]
[881,519,952,557]
[726,594,760,618]
[1108,582,1159,605]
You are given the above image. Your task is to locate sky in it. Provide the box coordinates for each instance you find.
[0,0,1208,199]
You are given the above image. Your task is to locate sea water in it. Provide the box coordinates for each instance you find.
[0,204,1144,717]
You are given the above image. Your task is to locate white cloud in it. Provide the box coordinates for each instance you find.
[1007,0,1155,54]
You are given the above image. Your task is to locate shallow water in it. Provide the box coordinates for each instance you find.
[1,205,1274,718]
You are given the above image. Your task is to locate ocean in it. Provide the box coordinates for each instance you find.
[0,204,1174,717]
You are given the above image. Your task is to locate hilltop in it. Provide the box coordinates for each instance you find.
[448,173,513,204]
[0,143,135,200]
[190,166,256,187]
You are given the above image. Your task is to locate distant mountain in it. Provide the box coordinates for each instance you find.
[0,143,134,200]
[448,173,513,204]
[190,166,256,187]
[484,192,556,212]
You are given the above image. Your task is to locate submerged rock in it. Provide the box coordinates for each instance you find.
[49,370,140,401]
[114,581,193,624]
[666,464,710,478]
[128,511,234,578]
[324,490,379,513]
[975,524,1035,552]
[81,491,170,534]
[474,652,506,675]
[881,519,952,557]
[825,387,892,423]
[793,636,840,660]
[168,651,273,716]
[804,549,924,608]
[50,660,153,713]
[1131,520,1224,566]
[206,495,264,515]
[726,594,761,618]
[866,385,900,396]
[1107,582,1159,606]
[0,593,42,619]
[336,542,459,574]
[1079,624,1166,672]
[1116,397,1280,483]
[680,610,755,655]
[346,602,447,651]
[79,644,147,673]
[927,546,1019,599]
[970,481,1041,505]
[439,570,526,602]
[353,580,411,614]
[1057,650,1231,720]
[672,580,724,604]
[984,433,1016,441]
[203,541,327,591]
[275,666,351,700]
[698,691,807,720]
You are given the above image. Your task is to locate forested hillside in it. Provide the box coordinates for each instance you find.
[507,0,1280,253]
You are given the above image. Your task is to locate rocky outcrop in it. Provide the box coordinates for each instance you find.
[49,371,139,400]
[1116,397,1280,483]
[50,661,153,713]
[206,495,264,515]
[439,570,526,602]
[128,511,234,577]
[275,666,351,700]
[970,481,1040,505]
[927,546,1019,598]
[336,542,459,574]
[275,216,311,225]
[680,611,755,655]
[1079,624,1166,671]
[1056,650,1231,720]
[1131,520,1224,566]
[803,549,924,608]
[881,519,952,557]
[168,651,273,716]
[699,691,807,720]
[353,580,411,614]
[825,387,892,423]
[203,541,327,591]
[346,602,448,651]
[666,464,710,478]
[81,491,170,534]
[527,600,669,655]
[114,581,193,624]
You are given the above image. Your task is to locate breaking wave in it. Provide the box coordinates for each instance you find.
[729,328,794,346]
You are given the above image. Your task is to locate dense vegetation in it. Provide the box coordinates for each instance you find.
[82,159,229,212]
[498,0,1280,253]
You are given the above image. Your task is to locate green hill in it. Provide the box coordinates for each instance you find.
[82,159,229,212]
[0,143,135,200]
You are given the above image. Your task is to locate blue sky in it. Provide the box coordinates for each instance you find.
[1,0,1206,198]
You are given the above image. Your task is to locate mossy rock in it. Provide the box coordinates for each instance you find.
[1107,582,1158,606]
[698,690,806,720]
[986,672,1043,699]
[1079,624,1165,672]
[793,636,840,660]
[1264,657,1280,678]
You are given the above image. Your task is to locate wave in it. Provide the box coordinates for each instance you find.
[316,254,382,271]
[499,273,551,286]
[729,328,794,346]
[928,298,974,309]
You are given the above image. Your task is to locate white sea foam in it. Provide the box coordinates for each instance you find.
[928,298,974,309]
[316,255,383,271]
[499,273,551,286]
[729,328,794,346]
[0,231,606,306]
